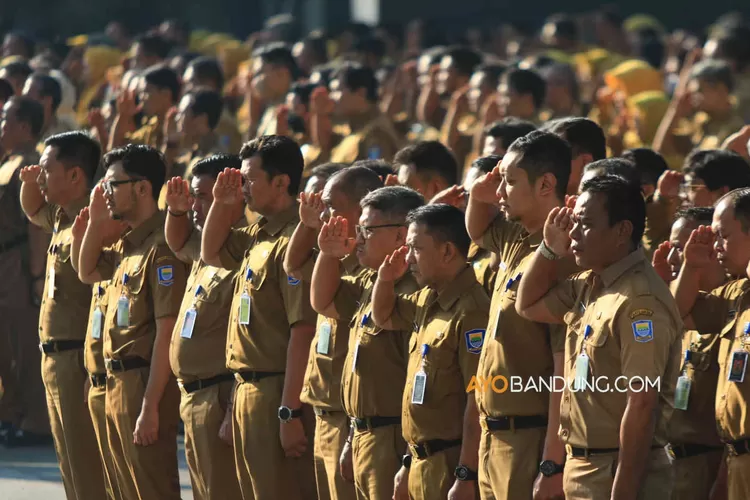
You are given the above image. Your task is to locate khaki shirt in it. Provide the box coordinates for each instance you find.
[391,266,490,444]
[468,242,495,295]
[256,105,279,138]
[475,216,571,418]
[690,279,750,441]
[96,211,188,361]
[336,269,420,419]
[169,230,238,383]
[543,249,682,448]
[126,116,163,149]
[330,111,403,164]
[220,204,317,372]
[84,279,111,375]
[301,253,363,410]
[641,196,678,261]
[32,199,92,342]
[157,136,226,210]
[216,110,243,154]
[683,111,746,150]
[667,329,722,447]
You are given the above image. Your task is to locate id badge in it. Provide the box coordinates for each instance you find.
[238,292,251,325]
[411,370,427,404]
[181,308,197,339]
[317,321,332,355]
[351,338,361,373]
[574,352,589,391]
[47,268,55,299]
[728,350,749,383]
[116,295,129,327]
[91,308,103,339]
[674,375,692,410]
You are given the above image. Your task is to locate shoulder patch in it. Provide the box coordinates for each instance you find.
[287,276,301,286]
[632,320,654,343]
[465,329,486,354]
[629,308,653,319]
[157,265,174,286]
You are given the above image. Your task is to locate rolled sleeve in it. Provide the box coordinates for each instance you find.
[691,286,733,335]
[478,215,508,254]
[333,272,369,321]
[149,245,188,319]
[28,204,56,232]
[618,296,678,381]
[94,247,118,281]
[277,244,317,327]
[390,290,421,332]
[175,228,201,263]
[543,273,584,322]
[218,227,253,271]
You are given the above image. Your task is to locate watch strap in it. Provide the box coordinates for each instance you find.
[539,240,561,261]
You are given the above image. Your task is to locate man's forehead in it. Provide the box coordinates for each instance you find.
[191,175,214,191]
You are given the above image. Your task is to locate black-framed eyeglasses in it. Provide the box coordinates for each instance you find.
[103,178,144,195]
[355,223,405,240]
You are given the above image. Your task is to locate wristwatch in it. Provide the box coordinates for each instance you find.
[277,406,303,423]
[454,464,478,481]
[539,460,564,477]
[401,454,412,469]
[539,240,562,260]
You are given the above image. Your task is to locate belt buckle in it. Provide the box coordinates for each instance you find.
[564,444,573,457]
[727,443,738,457]
[314,407,324,417]
[104,358,112,371]
[233,372,244,384]
[665,444,676,461]
[177,380,187,395]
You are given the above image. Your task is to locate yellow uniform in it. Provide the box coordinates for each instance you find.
[642,195,679,261]
[126,116,163,149]
[468,242,495,295]
[157,136,226,210]
[330,111,403,164]
[256,105,279,138]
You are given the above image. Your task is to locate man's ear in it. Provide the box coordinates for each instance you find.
[539,172,558,198]
[443,240,458,263]
[617,219,634,247]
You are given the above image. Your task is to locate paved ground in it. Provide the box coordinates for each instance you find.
[0,436,195,499]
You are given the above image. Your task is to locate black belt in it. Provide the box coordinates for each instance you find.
[314,407,342,417]
[667,442,723,460]
[180,373,234,394]
[90,373,107,388]
[484,415,547,432]
[232,371,284,383]
[726,439,750,456]
[39,340,85,354]
[409,438,462,459]
[567,444,661,458]
[104,357,150,373]
[352,416,400,432]
[0,234,27,254]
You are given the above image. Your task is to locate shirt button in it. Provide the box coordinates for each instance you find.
[561,429,569,438]
[564,395,570,403]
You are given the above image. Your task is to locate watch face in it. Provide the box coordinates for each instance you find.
[455,466,468,480]
[278,407,290,421]
[539,460,557,476]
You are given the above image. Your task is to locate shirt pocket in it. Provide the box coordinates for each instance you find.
[125,262,148,296]
[717,317,739,370]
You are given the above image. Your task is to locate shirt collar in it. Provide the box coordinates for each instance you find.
[123,211,164,250]
[342,253,361,275]
[56,195,90,226]
[523,229,544,249]
[258,203,298,237]
[599,247,647,288]
[437,266,478,311]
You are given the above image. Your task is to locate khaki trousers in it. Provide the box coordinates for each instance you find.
[88,380,123,500]
[408,445,464,500]
[670,449,723,500]
[351,423,405,500]
[478,427,545,500]
[313,410,356,500]
[727,451,750,500]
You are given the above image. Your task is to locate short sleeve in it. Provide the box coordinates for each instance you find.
[277,243,317,327]
[359,128,400,163]
[549,324,566,354]
[94,247,118,281]
[175,227,201,263]
[478,215,509,254]
[149,245,188,319]
[28,204,56,233]
[642,197,677,260]
[691,284,734,334]
[298,252,317,283]
[390,290,421,332]
[218,227,254,271]
[333,272,369,321]
[456,311,490,390]
[542,272,586,322]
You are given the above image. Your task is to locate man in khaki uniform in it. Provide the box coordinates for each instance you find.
[77,144,187,500]
[200,135,317,499]
[0,96,50,446]
[516,175,682,500]
[394,141,457,206]
[164,154,244,500]
[22,74,73,152]
[310,186,424,499]
[18,131,106,498]
[672,188,750,499]
[284,166,383,500]
[465,131,574,500]
[251,44,298,138]
[371,204,489,499]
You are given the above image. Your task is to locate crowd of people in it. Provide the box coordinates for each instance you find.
[3,7,750,500]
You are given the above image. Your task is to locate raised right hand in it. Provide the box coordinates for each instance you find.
[430,185,467,209]
[88,185,110,223]
[299,191,325,230]
[469,166,502,204]
[683,225,716,269]
[656,170,684,200]
[318,216,355,258]
[378,246,409,282]
[652,240,673,284]
[19,164,41,184]
[117,89,140,118]
[543,206,574,257]
[310,87,334,115]
[212,168,244,206]
[165,177,192,214]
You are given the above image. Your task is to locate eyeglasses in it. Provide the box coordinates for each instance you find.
[102,178,143,195]
[355,223,405,239]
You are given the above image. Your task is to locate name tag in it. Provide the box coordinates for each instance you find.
[574,352,589,391]
[116,295,129,327]
[728,351,748,383]
[411,370,427,405]
[47,268,55,299]
[317,321,331,355]
[91,308,103,339]
[238,292,251,325]
[674,375,691,410]
[181,308,197,339]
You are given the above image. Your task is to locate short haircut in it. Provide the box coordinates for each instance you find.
[143,65,180,104]
[691,59,734,92]
[485,118,537,151]
[103,144,167,201]
[327,166,383,204]
[354,36,387,61]
[621,148,668,187]
[541,63,580,103]
[546,117,607,161]
[5,32,35,58]
[44,131,101,183]
[580,174,646,247]
[359,186,424,222]
[685,150,750,192]
[187,57,224,90]
[422,46,448,67]
[1,61,33,81]
[301,32,328,65]
[394,141,458,186]
[310,162,347,183]
[506,130,572,200]
[289,81,321,107]
[333,63,378,103]
[583,158,640,188]
[257,43,299,80]
[352,159,394,178]
[713,26,750,72]
[475,63,507,90]
[191,153,241,179]
[135,33,172,60]
[546,13,579,42]
[406,204,471,258]
[717,188,750,232]
[0,78,13,101]
[674,206,714,226]
[187,89,223,130]
[471,155,503,174]
[7,96,44,138]
[28,73,62,112]
[162,19,191,44]
[442,46,482,77]
[503,68,547,109]
[239,135,303,195]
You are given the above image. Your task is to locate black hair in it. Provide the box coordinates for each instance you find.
[143,65,181,104]
[474,63,507,90]
[1,61,33,82]
[484,118,537,151]
[406,203,471,258]
[471,155,503,174]
[239,135,303,196]
[0,78,12,101]
[332,63,378,103]
[191,153,241,179]
[685,150,750,192]
[545,13,579,42]
[691,59,734,92]
[633,32,665,69]
[674,206,714,225]
[441,46,482,78]
[621,148,668,187]
[28,73,62,112]
[257,43,300,81]
[6,96,44,138]
[717,188,750,233]
[542,63,580,104]
[186,89,223,130]
[327,166,383,204]
[354,36,387,61]
[394,141,458,186]
[422,46,448,68]
[506,130,572,200]
[103,144,166,201]
[162,19,191,45]
[187,57,225,90]
[309,162,347,183]
[360,186,424,222]
[300,32,329,66]
[289,81,321,107]
[352,159,394,178]
[711,25,750,72]
[503,68,547,110]
[4,32,35,59]
[582,158,640,188]
[44,131,101,184]
[580,174,646,247]
[135,33,172,60]
[546,117,607,161]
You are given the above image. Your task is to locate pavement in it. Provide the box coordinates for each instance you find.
[0,436,195,499]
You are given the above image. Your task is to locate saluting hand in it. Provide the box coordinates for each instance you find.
[117,89,141,119]
[318,217,355,258]
[212,168,244,206]
[656,170,684,201]
[88,185,110,224]
[72,207,90,241]
[379,246,409,282]
[19,164,42,185]
[470,166,502,205]
[683,225,716,269]
[299,191,325,230]
[280,418,307,458]
[543,206,574,257]
[165,177,192,214]
[652,241,673,284]
[430,185,467,209]
[310,87,334,116]
[384,174,401,187]
[164,106,180,143]
[133,406,159,447]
